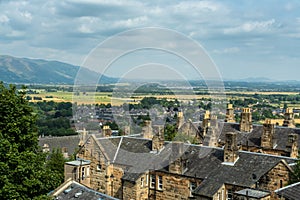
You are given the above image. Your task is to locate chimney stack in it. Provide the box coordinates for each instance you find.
[177,111,184,130]
[142,120,153,139]
[152,125,165,152]
[201,110,210,136]
[79,128,88,147]
[283,108,295,128]
[239,108,253,132]
[169,142,186,174]
[224,132,239,163]
[286,133,298,158]
[225,104,235,123]
[103,125,112,137]
[261,119,275,149]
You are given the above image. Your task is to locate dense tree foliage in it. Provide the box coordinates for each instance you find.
[0,83,61,199]
[31,101,77,137]
[46,149,66,184]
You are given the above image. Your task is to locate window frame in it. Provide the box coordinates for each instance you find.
[150,174,155,189]
[158,175,163,190]
[141,177,144,187]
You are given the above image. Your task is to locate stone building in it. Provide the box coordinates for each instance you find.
[38,135,80,158]
[200,107,300,159]
[64,131,297,200]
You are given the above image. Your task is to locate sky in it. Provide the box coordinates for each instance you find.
[1,0,300,81]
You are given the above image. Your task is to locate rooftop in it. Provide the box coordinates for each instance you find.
[275,181,300,200]
[50,179,118,200]
[90,135,297,198]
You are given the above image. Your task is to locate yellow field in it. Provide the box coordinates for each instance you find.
[27,90,300,106]
[28,91,135,106]
[225,91,299,95]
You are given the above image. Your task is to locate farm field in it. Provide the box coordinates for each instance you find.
[27,88,300,109]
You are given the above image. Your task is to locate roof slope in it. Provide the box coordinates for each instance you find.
[218,122,300,151]
[93,136,296,197]
[50,179,118,200]
[275,182,300,200]
[38,135,80,155]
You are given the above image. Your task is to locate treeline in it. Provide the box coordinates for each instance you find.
[128,97,180,110]
[30,101,77,137]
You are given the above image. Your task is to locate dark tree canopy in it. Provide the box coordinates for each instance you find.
[0,82,61,199]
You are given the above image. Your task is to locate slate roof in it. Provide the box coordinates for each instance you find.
[92,136,297,197]
[217,122,300,151]
[275,182,300,200]
[38,135,80,155]
[96,136,171,181]
[184,145,296,197]
[51,179,118,200]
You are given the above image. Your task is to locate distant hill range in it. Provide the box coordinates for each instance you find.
[0,55,117,84]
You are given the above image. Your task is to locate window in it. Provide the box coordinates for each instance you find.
[81,167,85,180]
[87,166,90,177]
[150,175,155,189]
[190,181,197,191]
[227,189,233,200]
[158,176,163,190]
[221,189,224,200]
[73,168,77,180]
[145,174,149,186]
[97,164,101,171]
[189,181,197,196]
[141,177,144,187]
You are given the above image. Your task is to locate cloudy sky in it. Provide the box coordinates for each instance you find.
[1,0,300,81]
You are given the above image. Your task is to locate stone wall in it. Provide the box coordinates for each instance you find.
[149,171,201,200]
[258,162,290,200]
[77,136,109,194]
[123,181,137,200]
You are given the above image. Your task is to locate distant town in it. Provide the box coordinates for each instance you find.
[24,81,300,200]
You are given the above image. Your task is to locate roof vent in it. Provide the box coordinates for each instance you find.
[74,191,83,198]
[64,187,72,194]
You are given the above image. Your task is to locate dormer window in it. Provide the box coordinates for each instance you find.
[189,181,197,196]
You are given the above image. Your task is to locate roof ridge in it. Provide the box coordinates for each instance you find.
[275,181,300,192]
[239,150,297,160]
[113,137,123,163]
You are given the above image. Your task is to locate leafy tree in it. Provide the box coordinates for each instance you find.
[164,124,177,141]
[0,83,61,199]
[46,149,66,184]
